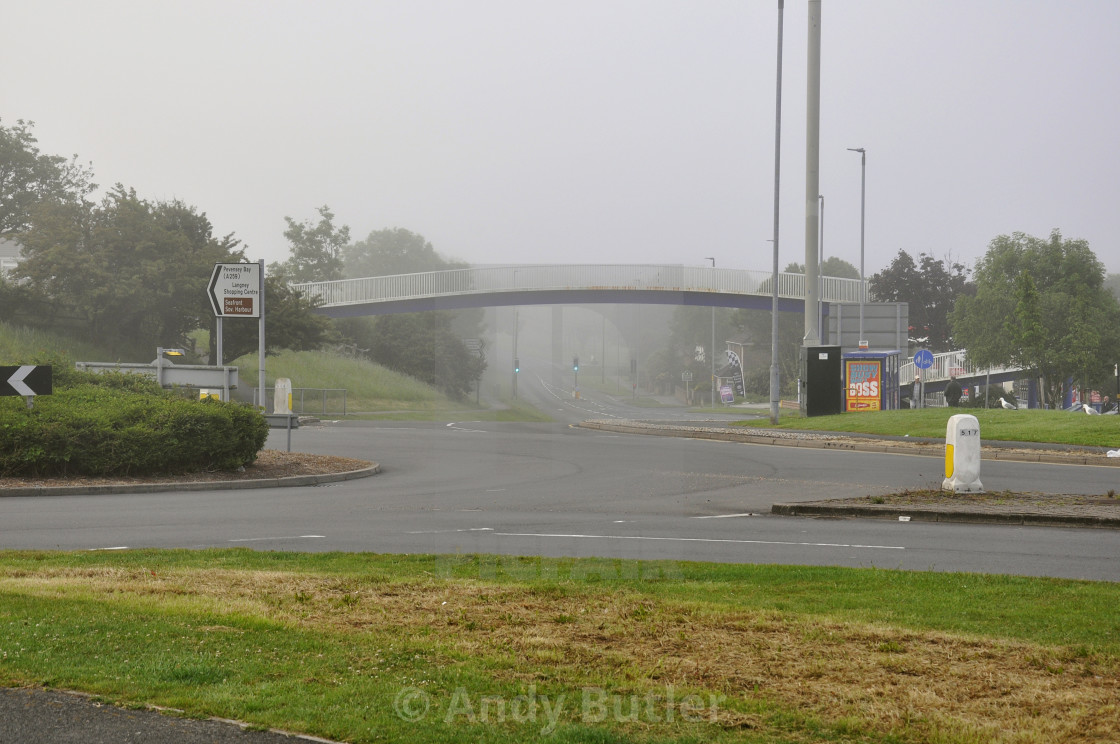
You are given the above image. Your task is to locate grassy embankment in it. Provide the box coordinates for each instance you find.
[0,321,549,422]
[732,407,1120,449]
[0,322,108,367]
[230,350,552,421]
[1,550,1118,744]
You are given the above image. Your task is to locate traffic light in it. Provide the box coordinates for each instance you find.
[514,357,520,374]
[572,356,579,372]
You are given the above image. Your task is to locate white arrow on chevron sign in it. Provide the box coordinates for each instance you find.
[8,365,36,396]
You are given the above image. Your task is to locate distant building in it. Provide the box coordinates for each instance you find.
[0,238,22,277]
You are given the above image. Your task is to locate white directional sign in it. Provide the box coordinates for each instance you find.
[0,365,52,397]
[208,263,262,318]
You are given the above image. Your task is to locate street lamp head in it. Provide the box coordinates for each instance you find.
[847,147,865,154]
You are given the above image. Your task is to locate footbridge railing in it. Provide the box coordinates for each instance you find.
[291,264,865,310]
[899,350,1026,384]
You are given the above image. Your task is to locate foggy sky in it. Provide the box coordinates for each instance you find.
[3,1,1118,277]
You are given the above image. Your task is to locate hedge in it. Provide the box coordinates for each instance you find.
[0,384,269,477]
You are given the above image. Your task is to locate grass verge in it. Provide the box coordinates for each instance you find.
[735,408,1120,448]
[2,550,1118,743]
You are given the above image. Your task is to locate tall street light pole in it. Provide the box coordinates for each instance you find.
[769,0,785,424]
[847,147,867,349]
[706,257,716,408]
[818,193,824,342]
[802,0,821,350]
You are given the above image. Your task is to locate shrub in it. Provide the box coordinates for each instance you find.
[0,385,269,477]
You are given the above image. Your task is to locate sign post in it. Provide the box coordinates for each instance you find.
[208,262,264,404]
[912,348,934,410]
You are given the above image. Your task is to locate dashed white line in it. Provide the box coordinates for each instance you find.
[409,529,903,551]
[486,532,904,550]
[447,422,487,433]
[227,535,326,543]
[490,531,900,549]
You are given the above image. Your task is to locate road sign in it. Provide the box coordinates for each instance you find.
[208,263,261,318]
[913,349,934,370]
[0,365,52,397]
[681,371,693,382]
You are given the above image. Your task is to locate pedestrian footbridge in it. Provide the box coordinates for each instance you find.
[290,264,865,318]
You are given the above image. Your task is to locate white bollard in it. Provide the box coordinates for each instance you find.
[274,377,293,415]
[943,413,983,493]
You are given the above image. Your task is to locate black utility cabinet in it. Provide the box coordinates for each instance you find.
[800,345,843,417]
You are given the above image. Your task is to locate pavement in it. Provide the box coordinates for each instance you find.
[0,687,337,744]
[2,419,1117,743]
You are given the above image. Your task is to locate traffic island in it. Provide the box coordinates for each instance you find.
[771,491,1120,529]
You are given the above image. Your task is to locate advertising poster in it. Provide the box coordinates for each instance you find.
[845,359,881,412]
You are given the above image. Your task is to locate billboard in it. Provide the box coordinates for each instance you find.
[845,359,881,412]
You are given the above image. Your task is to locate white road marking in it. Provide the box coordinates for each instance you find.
[691,513,759,519]
[408,528,902,551]
[90,546,130,551]
[447,422,487,433]
[228,535,326,543]
[488,532,904,551]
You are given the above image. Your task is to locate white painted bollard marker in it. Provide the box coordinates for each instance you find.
[274,377,293,414]
[943,413,983,493]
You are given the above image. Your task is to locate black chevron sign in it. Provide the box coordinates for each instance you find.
[0,365,53,397]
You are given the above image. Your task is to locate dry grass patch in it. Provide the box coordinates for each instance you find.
[4,565,1118,742]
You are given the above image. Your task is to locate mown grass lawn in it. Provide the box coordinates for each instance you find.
[2,550,1118,743]
[734,408,1120,448]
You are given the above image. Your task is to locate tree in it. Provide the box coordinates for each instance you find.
[218,275,336,361]
[950,230,1120,407]
[654,305,737,397]
[334,227,484,387]
[343,227,464,278]
[736,307,800,395]
[367,313,485,400]
[274,205,350,282]
[784,256,860,278]
[16,187,245,357]
[734,261,821,396]
[1104,273,1120,301]
[869,250,972,351]
[0,119,95,237]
